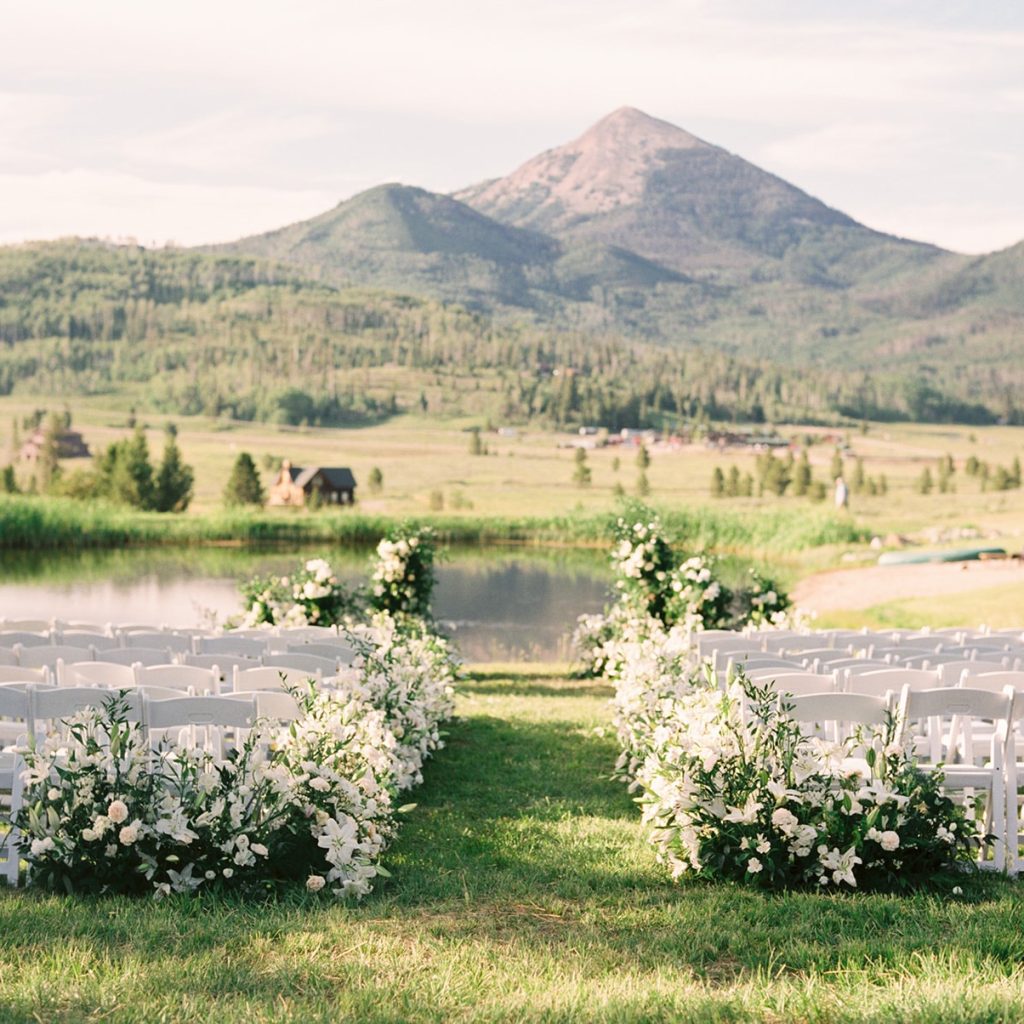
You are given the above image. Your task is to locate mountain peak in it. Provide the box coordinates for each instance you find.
[455,107,713,228]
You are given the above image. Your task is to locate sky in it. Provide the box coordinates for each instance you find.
[2,0,1022,254]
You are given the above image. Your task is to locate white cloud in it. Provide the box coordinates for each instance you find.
[0,169,336,247]
[0,1,1021,250]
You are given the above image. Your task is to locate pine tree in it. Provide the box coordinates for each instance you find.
[852,457,866,494]
[740,472,754,497]
[223,452,265,506]
[1,465,18,493]
[725,465,740,497]
[154,427,194,512]
[636,444,650,471]
[469,428,484,456]
[572,447,592,488]
[916,467,934,495]
[368,466,384,494]
[710,466,725,497]
[36,413,63,492]
[793,451,812,496]
[636,471,650,497]
[110,427,156,509]
[830,449,844,482]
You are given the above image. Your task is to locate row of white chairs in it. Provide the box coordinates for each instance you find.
[776,684,1016,874]
[0,685,304,885]
[0,639,358,673]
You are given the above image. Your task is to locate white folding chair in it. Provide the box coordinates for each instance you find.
[0,631,52,648]
[0,666,51,687]
[16,645,95,671]
[99,647,173,668]
[843,668,939,697]
[0,619,52,633]
[28,686,144,744]
[225,689,301,722]
[274,625,339,641]
[284,642,357,665]
[134,664,219,695]
[938,661,1009,687]
[0,649,16,667]
[122,632,191,654]
[898,685,1012,872]
[232,666,320,693]
[262,652,338,676]
[193,636,268,658]
[56,660,137,689]
[0,685,29,886]
[57,632,119,652]
[783,691,892,749]
[144,696,256,758]
[749,672,839,696]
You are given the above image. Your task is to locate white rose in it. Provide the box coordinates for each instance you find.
[107,799,129,824]
[119,823,139,845]
[81,828,97,842]
[879,830,900,852]
[30,837,55,856]
[251,843,269,857]
[306,874,326,893]
[747,857,763,874]
[223,868,234,878]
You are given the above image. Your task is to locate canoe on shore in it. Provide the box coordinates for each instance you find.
[878,545,1007,566]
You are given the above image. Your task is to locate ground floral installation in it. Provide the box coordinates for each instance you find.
[573,502,795,680]
[578,506,985,892]
[14,525,457,899]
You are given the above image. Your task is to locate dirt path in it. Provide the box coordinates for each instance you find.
[794,559,1024,613]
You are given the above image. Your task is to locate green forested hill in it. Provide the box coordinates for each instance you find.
[1,108,1021,427]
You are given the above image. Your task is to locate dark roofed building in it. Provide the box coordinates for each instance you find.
[268,461,357,506]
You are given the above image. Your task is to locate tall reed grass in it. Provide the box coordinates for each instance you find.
[0,495,867,553]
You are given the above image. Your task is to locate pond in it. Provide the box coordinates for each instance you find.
[0,546,614,663]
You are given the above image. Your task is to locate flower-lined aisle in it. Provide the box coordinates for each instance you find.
[14,526,457,899]
[577,506,985,892]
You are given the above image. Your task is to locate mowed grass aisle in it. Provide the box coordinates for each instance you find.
[2,671,1024,1023]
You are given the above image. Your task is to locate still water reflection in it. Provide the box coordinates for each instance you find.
[0,547,612,662]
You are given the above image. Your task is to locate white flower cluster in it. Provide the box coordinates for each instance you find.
[16,614,458,900]
[604,653,983,892]
[238,558,348,629]
[369,529,435,618]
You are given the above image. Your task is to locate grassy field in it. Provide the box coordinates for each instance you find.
[3,396,1023,543]
[2,670,1023,1023]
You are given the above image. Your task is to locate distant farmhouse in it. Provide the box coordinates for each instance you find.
[19,427,90,463]
[268,461,357,506]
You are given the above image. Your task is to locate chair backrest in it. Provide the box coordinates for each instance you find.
[963,670,1024,693]
[783,691,892,743]
[697,636,761,658]
[227,689,301,722]
[0,665,49,685]
[274,625,338,641]
[135,664,219,695]
[30,685,143,740]
[755,672,838,696]
[262,652,338,675]
[183,653,259,675]
[122,632,191,654]
[832,660,894,677]
[284,642,357,665]
[233,665,319,692]
[98,647,173,667]
[17,644,95,670]
[144,695,256,755]
[57,660,138,689]
[0,618,52,632]
[59,632,119,651]
[0,685,31,743]
[194,635,268,658]
[726,656,801,673]
[844,668,939,696]
[0,631,52,648]
[763,636,825,654]
[937,661,1009,686]
[898,685,1013,765]
[0,647,16,667]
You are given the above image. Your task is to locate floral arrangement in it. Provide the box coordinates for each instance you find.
[619,667,985,892]
[239,557,353,628]
[574,504,795,676]
[368,525,437,619]
[15,609,459,898]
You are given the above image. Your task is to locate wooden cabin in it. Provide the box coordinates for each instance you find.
[268,461,357,506]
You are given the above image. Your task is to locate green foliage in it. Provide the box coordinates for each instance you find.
[710,466,725,497]
[1,464,18,494]
[793,450,812,496]
[153,429,194,512]
[916,467,934,495]
[367,466,384,494]
[572,447,592,488]
[222,452,266,507]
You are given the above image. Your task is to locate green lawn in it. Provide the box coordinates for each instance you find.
[2,671,1024,1022]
